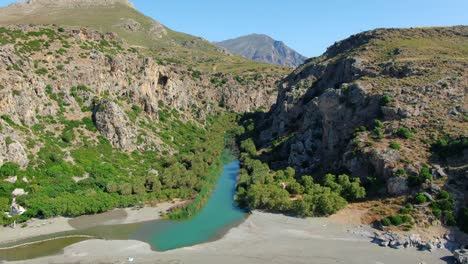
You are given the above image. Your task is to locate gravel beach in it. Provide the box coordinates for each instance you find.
[6,211,452,264]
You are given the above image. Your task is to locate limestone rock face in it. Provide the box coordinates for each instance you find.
[256,26,467,197]
[386,177,409,195]
[93,101,137,151]
[0,135,29,168]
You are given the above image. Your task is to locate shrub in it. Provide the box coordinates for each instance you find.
[432,137,467,159]
[408,167,432,187]
[460,207,468,233]
[388,215,403,226]
[444,211,457,226]
[401,215,412,224]
[380,94,392,106]
[389,142,401,150]
[35,68,48,75]
[240,138,257,157]
[0,162,19,177]
[414,193,427,204]
[374,120,384,129]
[396,127,413,139]
[191,70,201,79]
[438,191,450,200]
[400,207,410,214]
[394,169,406,177]
[381,217,392,226]
[432,208,442,218]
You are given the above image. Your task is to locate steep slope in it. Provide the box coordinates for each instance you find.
[216,34,307,67]
[0,24,280,225]
[236,26,467,231]
[0,0,291,75]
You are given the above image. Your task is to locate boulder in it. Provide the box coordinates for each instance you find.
[387,176,409,195]
[454,249,468,264]
[93,101,137,151]
[12,188,28,196]
[3,176,17,184]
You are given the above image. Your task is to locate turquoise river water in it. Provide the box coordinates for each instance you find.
[130,160,247,251]
[0,159,247,260]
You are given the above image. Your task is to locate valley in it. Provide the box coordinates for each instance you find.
[0,0,466,263]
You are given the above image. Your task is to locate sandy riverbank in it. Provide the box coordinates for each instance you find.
[7,211,453,264]
[0,202,178,245]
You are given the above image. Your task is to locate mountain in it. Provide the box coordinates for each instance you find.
[236,26,468,230]
[216,34,307,67]
[0,0,291,75]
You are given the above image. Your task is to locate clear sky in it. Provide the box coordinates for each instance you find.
[2,0,468,57]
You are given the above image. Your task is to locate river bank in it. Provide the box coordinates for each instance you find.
[0,202,180,245]
[6,211,452,264]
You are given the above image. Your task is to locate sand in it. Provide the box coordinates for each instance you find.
[6,211,452,264]
[0,202,177,245]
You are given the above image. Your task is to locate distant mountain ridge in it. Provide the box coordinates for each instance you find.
[216,34,307,67]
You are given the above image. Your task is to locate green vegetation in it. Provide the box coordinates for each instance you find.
[414,193,427,204]
[34,68,48,75]
[380,94,392,106]
[395,127,413,139]
[407,166,432,187]
[432,137,467,160]
[0,111,240,226]
[235,152,363,217]
[389,142,401,150]
[429,191,456,226]
[460,207,468,233]
[381,214,413,227]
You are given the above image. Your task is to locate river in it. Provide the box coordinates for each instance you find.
[0,159,246,260]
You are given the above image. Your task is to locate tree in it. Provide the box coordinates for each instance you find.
[106,182,118,193]
[240,138,257,156]
[323,174,343,194]
[132,182,146,194]
[292,198,311,217]
[337,174,365,201]
[313,190,347,216]
[286,180,304,195]
[118,183,132,196]
[301,176,315,194]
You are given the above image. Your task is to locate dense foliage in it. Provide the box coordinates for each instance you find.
[235,137,366,217]
[0,112,239,226]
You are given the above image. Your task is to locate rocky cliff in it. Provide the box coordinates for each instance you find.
[256,27,467,200]
[216,34,307,67]
[0,25,279,162]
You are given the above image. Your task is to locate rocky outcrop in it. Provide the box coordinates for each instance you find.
[0,25,280,159]
[93,101,137,151]
[373,231,461,252]
[0,135,29,168]
[455,249,468,264]
[256,26,468,197]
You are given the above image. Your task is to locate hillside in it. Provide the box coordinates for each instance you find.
[236,26,468,232]
[0,0,291,75]
[0,23,283,225]
[216,34,307,67]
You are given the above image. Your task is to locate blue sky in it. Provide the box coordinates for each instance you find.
[2,0,468,57]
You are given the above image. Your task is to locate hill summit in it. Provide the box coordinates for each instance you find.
[5,0,135,9]
[216,34,307,67]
